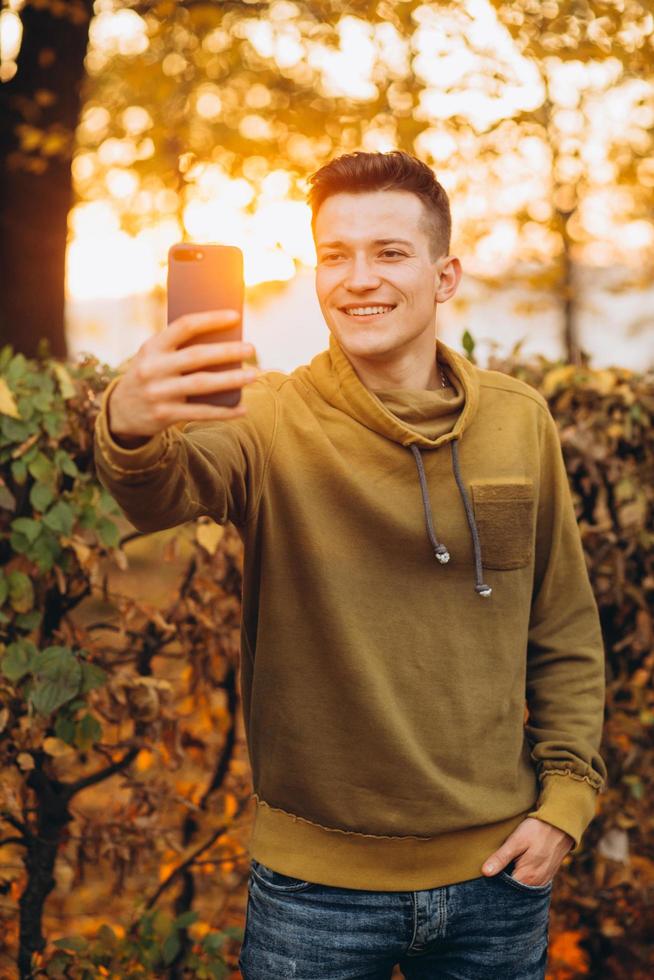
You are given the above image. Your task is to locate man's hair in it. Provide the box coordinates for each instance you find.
[307,150,451,262]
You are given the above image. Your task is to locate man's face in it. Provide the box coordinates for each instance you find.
[314,189,450,363]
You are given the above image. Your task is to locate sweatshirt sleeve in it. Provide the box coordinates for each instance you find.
[92,374,277,532]
[524,405,608,852]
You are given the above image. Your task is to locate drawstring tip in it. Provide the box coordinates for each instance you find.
[434,545,450,564]
[476,584,493,598]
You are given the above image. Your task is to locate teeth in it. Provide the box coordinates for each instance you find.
[344,306,394,316]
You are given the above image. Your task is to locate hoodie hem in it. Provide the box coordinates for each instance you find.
[248,797,535,891]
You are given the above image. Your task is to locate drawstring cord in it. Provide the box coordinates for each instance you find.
[409,442,493,598]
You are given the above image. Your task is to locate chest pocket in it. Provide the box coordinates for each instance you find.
[470,478,535,570]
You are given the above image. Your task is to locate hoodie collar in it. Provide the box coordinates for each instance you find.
[306,332,480,449]
[304,333,492,600]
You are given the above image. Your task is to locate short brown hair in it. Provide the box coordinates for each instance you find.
[307,150,451,262]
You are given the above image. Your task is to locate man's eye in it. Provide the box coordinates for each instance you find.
[382,250,404,258]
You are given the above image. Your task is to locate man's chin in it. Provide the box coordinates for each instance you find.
[330,333,394,360]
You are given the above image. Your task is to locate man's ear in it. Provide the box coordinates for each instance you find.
[436,256,462,303]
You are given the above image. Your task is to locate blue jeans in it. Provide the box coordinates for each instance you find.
[239,857,552,979]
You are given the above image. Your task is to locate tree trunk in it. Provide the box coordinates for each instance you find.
[0,0,94,360]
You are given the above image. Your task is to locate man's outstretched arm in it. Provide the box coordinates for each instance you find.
[93,311,273,533]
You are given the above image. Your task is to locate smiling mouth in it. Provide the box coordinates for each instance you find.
[339,305,397,319]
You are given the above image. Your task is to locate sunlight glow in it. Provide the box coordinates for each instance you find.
[0,7,21,59]
[62,0,654,302]
[0,5,22,81]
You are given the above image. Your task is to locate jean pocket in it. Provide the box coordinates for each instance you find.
[499,866,553,894]
[250,858,316,893]
[470,478,535,570]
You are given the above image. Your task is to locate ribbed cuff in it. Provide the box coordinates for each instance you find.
[94,375,173,473]
[526,771,601,853]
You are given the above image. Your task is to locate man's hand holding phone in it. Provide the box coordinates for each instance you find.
[107,310,260,448]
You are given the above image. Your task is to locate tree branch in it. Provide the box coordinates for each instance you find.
[144,798,249,910]
[66,745,140,799]
[0,811,29,836]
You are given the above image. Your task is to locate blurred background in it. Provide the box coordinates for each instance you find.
[2,0,653,373]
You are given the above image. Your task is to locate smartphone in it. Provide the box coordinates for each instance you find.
[167,243,244,407]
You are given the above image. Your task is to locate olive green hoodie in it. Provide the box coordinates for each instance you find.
[93,333,607,891]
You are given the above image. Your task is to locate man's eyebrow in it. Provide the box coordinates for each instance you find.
[317,238,414,250]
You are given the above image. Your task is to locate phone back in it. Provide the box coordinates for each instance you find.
[167,244,243,324]
[167,243,244,407]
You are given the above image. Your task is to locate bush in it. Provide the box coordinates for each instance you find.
[486,342,654,979]
[0,346,249,978]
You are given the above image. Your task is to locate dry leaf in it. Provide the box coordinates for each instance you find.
[43,737,73,757]
[0,378,20,419]
[196,521,224,555]
[51,362,76,399]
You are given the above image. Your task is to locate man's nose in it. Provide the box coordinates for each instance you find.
[343,257,381,289]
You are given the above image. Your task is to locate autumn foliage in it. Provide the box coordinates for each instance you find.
[0,341,652,979]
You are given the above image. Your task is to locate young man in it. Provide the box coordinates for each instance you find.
[94,150,607,979]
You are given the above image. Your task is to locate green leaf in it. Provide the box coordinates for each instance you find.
[32,645,75,676]
[97,517,120,548]
[0,575,7,605]
[2,415,32,443]
[1,640,35,682]
[29,647,82,715]
[99,488,121,515]
[202,933,225,954]
[96,924,117,947]
[0,480,15,510]
[32,391,54,413]
[54,714,76,744]
[27,452,55,486]
[9,529,30,555]
[43,500,74,536]
[174,910,199,929]
[78,505,97,529]
[10,516,42,544]
[79,661,107,694]
[54,449,79,478]
[52,935,89,953]
[30,482,55,511]
[43,411,64,438]
[208,962,228,979]
[11,459,27,485]
[461,329,476,362]
[31,531,61,572]
[74,713,102,750]
[162,931,181,966]
[7,571,34,613]
[14,609,42,631]
[44,952,74,975]
[5,352,27,383]
[16,397,35,422]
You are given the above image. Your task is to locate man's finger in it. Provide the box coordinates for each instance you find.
[481,845,523,876]
[138,340,262,381]
[160,310,241,351]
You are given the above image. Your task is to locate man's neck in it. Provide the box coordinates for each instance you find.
[347,348,442,392]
